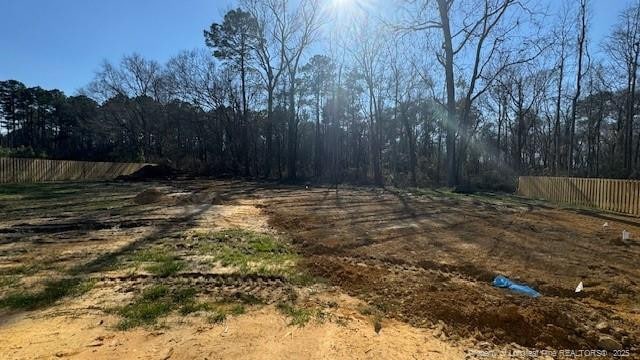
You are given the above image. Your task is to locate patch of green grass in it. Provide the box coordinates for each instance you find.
[195,229,291,255]
[229,304,246,315]
[145,259,185,277]
[373,302,389,313]
[0,275,19,288]
[212,302,247,316]
[355,304,384,333]
[115,285,249,330]
[276,302,315,327]
[131,249,173,263]
[0,277,95,310]
[75,278,97,294]
[214,247,253,268]
[0,264,40,276]
[117,301,173,329]
[176,288,210,316]
[143,285,170,300]
[116,285,198,330]
[194,229,304,279]
[178,301,213,315]
[365,303,386,334]
[126,248,185,277]
[173,287,197,302]
[178,299,246,324]
[207,312,226,324]
[357,305,374,316]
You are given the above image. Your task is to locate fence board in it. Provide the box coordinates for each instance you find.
[518,176,640,217]
[0,157,148,184]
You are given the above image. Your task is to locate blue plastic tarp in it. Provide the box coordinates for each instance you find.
[492,275,541,298]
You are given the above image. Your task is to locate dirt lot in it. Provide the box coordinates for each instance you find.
[0,180,639,359]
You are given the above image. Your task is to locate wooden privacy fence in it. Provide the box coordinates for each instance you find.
[0,157,148,184]
[518,176,640,216]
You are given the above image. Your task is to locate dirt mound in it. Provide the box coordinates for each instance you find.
[133,188,165,204]
[304,255,638,350]
[118,164,179,181]
[175,191,228,205]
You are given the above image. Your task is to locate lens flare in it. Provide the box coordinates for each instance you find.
[332,0,374,14]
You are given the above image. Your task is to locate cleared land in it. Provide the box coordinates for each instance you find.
[0,180,638,359]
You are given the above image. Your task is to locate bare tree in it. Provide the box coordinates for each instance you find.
[568,0,589,174]
[281,0,321,180]
[86,54,166,160]
[550,5,573,175]
[603,2,640,177]
[347,15,387,185]
[500,65,551,171]
[398,0,543,185]
[242,0,289,178]
[165,49,226,110]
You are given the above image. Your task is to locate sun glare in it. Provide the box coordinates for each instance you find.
[332,0,352,8]
[327,0,372,22]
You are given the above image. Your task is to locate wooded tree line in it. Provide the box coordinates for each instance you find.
[3,0,640,188]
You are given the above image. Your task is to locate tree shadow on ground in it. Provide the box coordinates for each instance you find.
[0,183,213,323]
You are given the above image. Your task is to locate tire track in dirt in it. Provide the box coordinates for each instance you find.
[93,273,294,304]
[331,254,495,283]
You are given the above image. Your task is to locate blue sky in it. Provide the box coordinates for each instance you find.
[0,0,235,94]
[0,0,629,95]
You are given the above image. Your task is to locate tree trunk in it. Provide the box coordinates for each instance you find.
[265,89,274,178]
[240,49,250,177]
[437,0,457,187]
[314,86,322,177]
[287,77,298,180]
[401,104,417,187]
[554,56,564,175]
[569,0,586,175]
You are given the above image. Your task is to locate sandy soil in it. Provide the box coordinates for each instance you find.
[1,180,639,359]
[1,292,465,360]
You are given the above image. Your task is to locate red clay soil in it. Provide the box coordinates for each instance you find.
[265,186,640,351]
